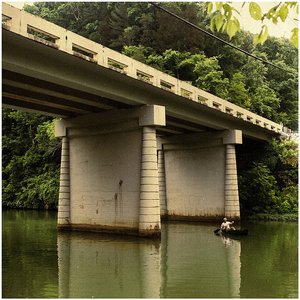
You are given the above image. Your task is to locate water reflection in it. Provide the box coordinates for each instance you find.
[3,210,297,298]
[57,223,242,298]
[57,232,161,298]
[160,223,241,298]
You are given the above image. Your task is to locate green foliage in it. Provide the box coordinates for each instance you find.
[239,163,279,213]
[271,138,298,168]
[251,84,280,120]
[2,109,60,209]
[227,72,251,108]
[207,2,298,47]
[247,213,298,222]
[249,2,262,20]
[209,3,241,39]
[239,138,298,215]
[291,28,298,48]
[253,25,268,45]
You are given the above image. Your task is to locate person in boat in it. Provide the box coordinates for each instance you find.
[221,218,236,231]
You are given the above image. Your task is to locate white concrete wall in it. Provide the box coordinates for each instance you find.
[164,146,225,218]
[69,128,142,229]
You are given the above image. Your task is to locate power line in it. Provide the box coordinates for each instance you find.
[150,2,296,75]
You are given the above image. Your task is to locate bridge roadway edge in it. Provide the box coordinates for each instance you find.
[2,28,280,141]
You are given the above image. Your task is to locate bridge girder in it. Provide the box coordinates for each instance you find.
[2,28,278,141]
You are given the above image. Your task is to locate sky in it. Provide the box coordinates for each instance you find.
[6,1,299,39]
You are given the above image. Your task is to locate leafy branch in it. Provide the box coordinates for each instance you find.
[208,2,298,48]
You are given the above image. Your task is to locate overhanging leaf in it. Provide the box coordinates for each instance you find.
[278,4,288,22]
[210,17,215,32]
[215,2,223,11]
[291,28,298,48]
[223,4,232,20]
[214,13,224,31]
[227,19,238,39]
[249,2,262,20]
[207,2,213,14]
[260,25,269,44]
[253,34,260,45]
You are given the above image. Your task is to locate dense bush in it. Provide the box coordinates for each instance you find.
[2,109,60,209]
[238,138,298,216]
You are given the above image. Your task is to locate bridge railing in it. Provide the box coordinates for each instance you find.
[2,2,283,134]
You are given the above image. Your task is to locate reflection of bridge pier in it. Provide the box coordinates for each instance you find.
[57,233,70,298]
[159,223,241,298]
[226,238,241,297]
[139,240,161,298]
[57,232,162,298]
[57,224,241,298]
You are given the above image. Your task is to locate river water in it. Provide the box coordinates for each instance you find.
[2,210,298,298]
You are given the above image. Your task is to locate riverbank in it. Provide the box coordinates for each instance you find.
[245,213,298,222]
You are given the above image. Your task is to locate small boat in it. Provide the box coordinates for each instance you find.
[214,228,248,236]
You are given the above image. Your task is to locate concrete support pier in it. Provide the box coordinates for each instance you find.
[57,136,71,227]
[223,130,242,220]
[157,149,168,218]
[224,144,240,219]
[55,105,165,237]
[138,126,161,237]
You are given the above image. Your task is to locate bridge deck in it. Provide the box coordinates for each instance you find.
[2,2,283,139]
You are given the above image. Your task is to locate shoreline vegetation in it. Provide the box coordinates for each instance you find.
[245,213,298,222]
[2,207,298,223]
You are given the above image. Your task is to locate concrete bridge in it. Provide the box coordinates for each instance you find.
[2,3,283,237]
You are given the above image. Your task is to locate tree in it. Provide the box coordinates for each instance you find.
[238,138,298,215]
[228,72,251,109]
[193,55,230,99]
[250,84,280,120]
[122,45,155,64]
[239,163,279,213]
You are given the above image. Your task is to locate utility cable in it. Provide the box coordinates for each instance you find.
[150,2,297,75]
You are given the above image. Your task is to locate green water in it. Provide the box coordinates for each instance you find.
[2,210,298,298]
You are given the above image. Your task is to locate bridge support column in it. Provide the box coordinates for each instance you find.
[58,136,71,227]
[224,144,240,219]
[138,106,166,237]
[158,149,168,218]
[223,130,243,220]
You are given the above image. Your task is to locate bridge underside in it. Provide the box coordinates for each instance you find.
[3,28,277,141]
[55,106,242,237]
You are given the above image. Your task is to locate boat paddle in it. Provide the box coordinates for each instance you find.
[214,228,221,234]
